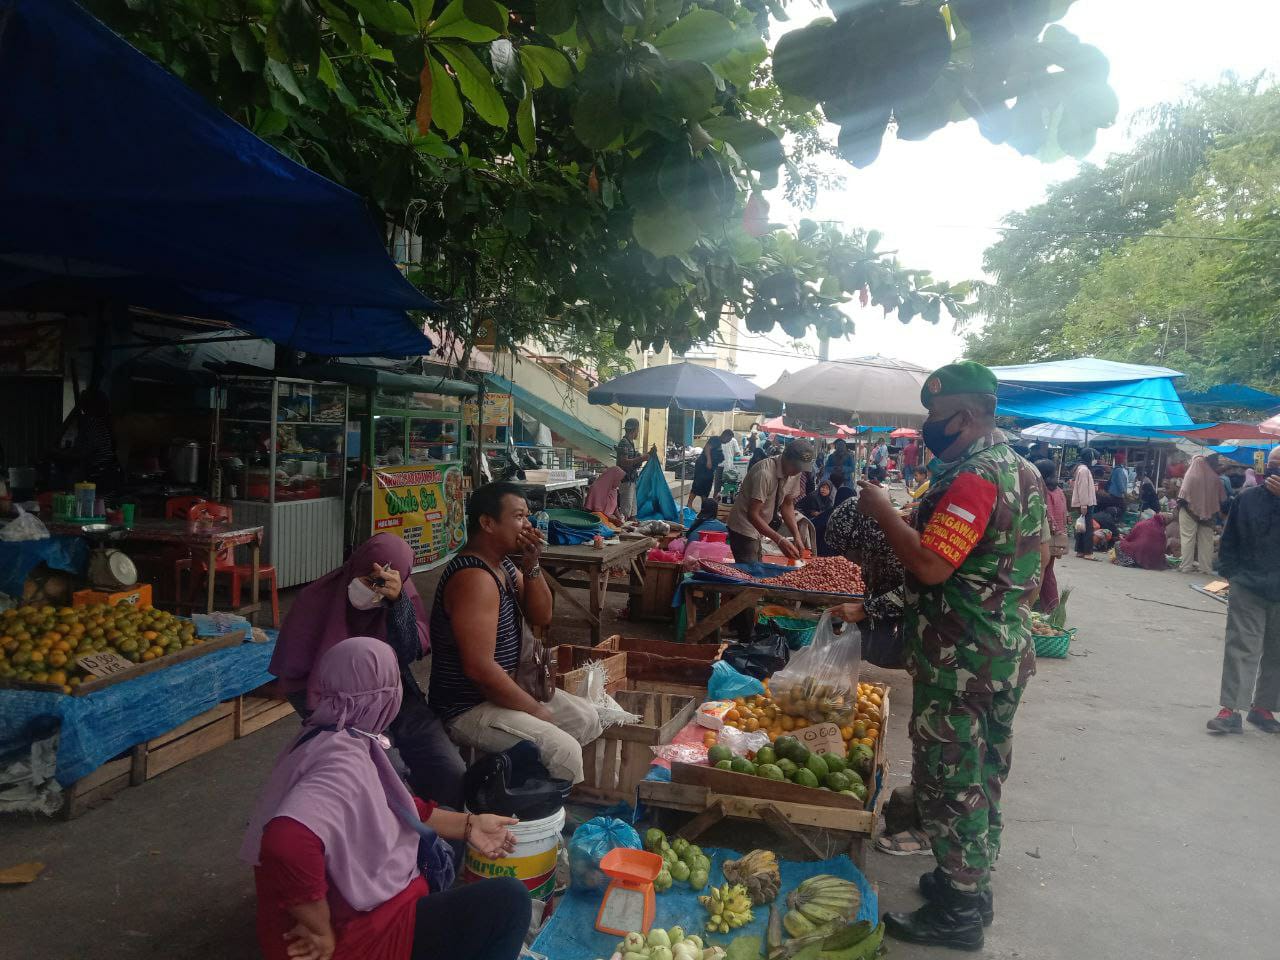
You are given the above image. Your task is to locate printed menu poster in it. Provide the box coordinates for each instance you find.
[464,392,513,428]
[372,462,466,570]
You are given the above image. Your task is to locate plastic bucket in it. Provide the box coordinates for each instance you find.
[461,806,565,900]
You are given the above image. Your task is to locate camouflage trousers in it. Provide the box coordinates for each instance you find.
[910,682,1025,893]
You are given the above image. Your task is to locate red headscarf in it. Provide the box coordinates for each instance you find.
[269,534,427,695]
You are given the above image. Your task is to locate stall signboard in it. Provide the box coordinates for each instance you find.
[372,462,466,570]
[464,392,512,428]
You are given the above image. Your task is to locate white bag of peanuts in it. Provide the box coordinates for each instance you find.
[765,613,862,728]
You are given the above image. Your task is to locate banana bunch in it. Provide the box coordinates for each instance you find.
[698,882,754,934]
[721,849,781,905]
[781,875,861,938]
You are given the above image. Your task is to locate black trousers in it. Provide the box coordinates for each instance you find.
[411,877,531,960]
[1074,506,1094,555]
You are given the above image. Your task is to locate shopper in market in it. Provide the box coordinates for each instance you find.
[823,438,857,485]
[855,361,1044,950]
[1136,467,1162,513]
[714,428,742,498]
[901,437,920,488]
[1206,447,1280,735]
[1176,453,1226,574]
[1071,447,1099,559]
[271,534,466,811]
[1036,459,1068,612]
[614,417,646,520]
[584,465,625,521]
[429,482,602,783]
[688,429,731,511]
[242,636,531,960]
[1111,510,1170,570]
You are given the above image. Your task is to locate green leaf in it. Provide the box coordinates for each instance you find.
[654,10,737,63]
[266,60,306,104]
[661,60,716,119]
[517,93,536,152]
[361,33,396,62]
[465,0,508,34]
[273,0,320,71]
[603,0,644,27]
[489,39,525,98]
[651,0,682,31]
[231,24,265,73]
[437,43,509,127]
[316,50,338,90]
[252,108,290,137]
[633,208,699,257]
[536,0,576,35]
[428,56,464,137]
[349,0,418,34]
[414,131,458,156]
[429,0,502,40]
[700,116,784,186]
[503,203,532,237]
[410,0,434,26]
[521,45,573,88]
[716,35,766,88]
[572,87,624,149]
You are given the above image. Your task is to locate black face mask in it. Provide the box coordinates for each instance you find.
[922,413,962,458]
[1266,466,1280,479]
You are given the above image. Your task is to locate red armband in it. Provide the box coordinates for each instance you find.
[920,472,997,568]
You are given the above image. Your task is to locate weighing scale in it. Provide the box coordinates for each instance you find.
[595,848,663,937]
[81,524,138,590]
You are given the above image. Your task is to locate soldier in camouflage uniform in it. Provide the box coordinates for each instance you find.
[855,361,1044,951]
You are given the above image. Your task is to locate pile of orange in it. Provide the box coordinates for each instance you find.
[714,680,886,751]
[0,603,201,694]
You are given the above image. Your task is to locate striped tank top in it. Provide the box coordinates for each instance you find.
[428,554,522,722]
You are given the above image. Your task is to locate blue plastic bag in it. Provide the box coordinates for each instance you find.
[708,659,766,700]
[636,452,680,522]
[568,816,641,891]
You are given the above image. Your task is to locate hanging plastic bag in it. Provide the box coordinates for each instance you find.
[766,612,862,728]
[721,627,790,680]
[568,816,641,891]
[0,506,49,542]
[635,452,680,522]
[708,659,765,700]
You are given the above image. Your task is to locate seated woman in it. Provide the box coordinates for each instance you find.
[797,479,836,521]
[429,483,603,784]
[241,637,531,960]
[584,465,625,523]
[270,534,465,810]
[1112,510,1170,570]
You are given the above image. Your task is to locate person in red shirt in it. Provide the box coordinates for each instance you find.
[901,439,920,488]
[241,636,530,960]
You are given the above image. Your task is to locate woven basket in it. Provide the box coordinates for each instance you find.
[1033,627,1075,659]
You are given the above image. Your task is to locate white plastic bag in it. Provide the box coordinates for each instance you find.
[574,661,641,729]
[766,612,862,727]
[0,505,49,542]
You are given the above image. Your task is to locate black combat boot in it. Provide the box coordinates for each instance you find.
[919,867,994,925]
[884,881,986,951]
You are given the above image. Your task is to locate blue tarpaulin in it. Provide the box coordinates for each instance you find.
[0,535,88,599]
[530,846,877,960]
[636,453,681,523]
[0,0,436,357]
[1179,383,1280,411]
[992,358,1197,437]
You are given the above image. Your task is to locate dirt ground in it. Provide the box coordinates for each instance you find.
[3,555,1278,959]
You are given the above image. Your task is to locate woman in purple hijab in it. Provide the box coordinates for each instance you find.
[242,637,530,960]
[271,534,465,809]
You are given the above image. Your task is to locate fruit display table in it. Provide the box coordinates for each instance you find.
[680,581,861,644]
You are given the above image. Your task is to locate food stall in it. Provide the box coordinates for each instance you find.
[214,374,349,588]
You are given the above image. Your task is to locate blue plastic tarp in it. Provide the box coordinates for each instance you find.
[0,535,88,599]
[636,453,681,523]
[530,846,877,960]
[0,637,280,786]
[1179,383,1280,410]
[0,0,436,358]
[997,377,1197,437]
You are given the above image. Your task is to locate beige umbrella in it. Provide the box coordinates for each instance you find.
[756,356,931,428]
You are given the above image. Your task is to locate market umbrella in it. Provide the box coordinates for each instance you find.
[761,416,835,439]
[587,362,757,410]
[1019,422,1093,444]
[889,427,920,439]
[1261,413,1280,437]
[755,357,931,428]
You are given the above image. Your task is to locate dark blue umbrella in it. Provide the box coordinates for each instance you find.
[587,362,757,411]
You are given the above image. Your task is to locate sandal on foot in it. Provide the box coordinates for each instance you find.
[877,829,933,857]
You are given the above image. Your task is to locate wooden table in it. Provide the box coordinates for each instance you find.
[538,536,654,644]
[47,519,266,620]
[682,579,858,643]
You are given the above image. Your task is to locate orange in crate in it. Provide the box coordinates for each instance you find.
[72,584,153,609]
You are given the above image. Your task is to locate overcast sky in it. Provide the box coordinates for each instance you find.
[730,0,1280,385]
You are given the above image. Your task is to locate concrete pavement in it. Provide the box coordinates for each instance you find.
[1,557,1276,959]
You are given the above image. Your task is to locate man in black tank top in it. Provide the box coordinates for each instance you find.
[428,483,602,783]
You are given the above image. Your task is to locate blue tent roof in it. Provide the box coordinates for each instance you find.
[1179,383,1280,411]
[996,377,1197,437]
[990,357,1184,384]
[0,0,436,357]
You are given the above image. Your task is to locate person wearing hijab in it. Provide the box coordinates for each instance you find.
[584,465,625,520]
[1035,460,1067,612]
[1136,467,1161,512]
[1243,467,1259,488]
[270,534,465,810]
[1177,454,1226,574]
[686,497,728,541]
[1071,448,1099,559]
[1112,510,1170,570]
[797,479,836,519]
[242,638,530,960]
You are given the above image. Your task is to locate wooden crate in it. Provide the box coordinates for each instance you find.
[625,653,713,692]
[551,645,627,694]
[131,702,236,783]
[637,685,891,861]
[594,635,725,663]
[577,690,698,804]
[635,560,681,620]
[236,694,297,737]
[61,754,133,820]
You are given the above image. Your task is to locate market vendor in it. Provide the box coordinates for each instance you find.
[241,637,531,960]
[855,361,1044,950]
[1112,510,1169,570]
[584,465,625,521]
[428,482,602,783]
[270,533,466,810]
[43,388,124,493]
[614,418,646,520]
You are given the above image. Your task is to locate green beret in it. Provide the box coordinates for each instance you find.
[921,361,998,408]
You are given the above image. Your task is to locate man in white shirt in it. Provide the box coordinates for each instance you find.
[714,430,744,497]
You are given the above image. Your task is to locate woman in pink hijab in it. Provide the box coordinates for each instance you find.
[242,637,530,960]
[584,465,625,519]
[271,534,465,809]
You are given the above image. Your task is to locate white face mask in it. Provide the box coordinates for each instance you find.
[347,577,383,610]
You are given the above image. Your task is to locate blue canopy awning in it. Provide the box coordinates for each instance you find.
[1179,383,1280,411]
[0,0,436,357]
